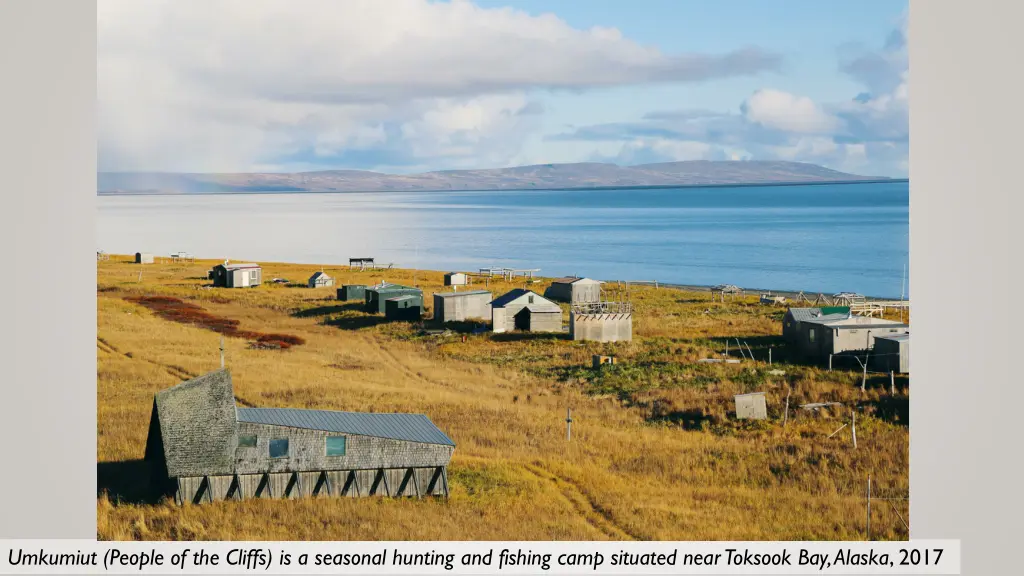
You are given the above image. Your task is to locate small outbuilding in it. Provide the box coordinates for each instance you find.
[385,295,423,321]
[569,302,633,342]
[308,271,334,288]
[433,291,492,324]
[489,289,562,333]
[145,369,455,504]
[444,272,468,287]
[135,252,154,264]
[209,262,263,288]
[544,277,602,304]
[365,284,423,314]
[734,392,767,420]
[871,333,910,374]
[337,284,367,302]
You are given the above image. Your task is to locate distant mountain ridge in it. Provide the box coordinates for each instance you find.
[97,160,892,194]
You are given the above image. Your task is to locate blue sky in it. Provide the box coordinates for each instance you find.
[98,0,909,176]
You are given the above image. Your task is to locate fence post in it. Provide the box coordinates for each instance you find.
[769,347,772,365]
[890,371,895,394]
[866,475,872,541]
[829,354,833,371]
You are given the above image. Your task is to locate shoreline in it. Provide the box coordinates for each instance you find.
[100,253,906,302]
[96,177,908,197]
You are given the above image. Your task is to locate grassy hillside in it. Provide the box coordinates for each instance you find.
[96,256,909,541]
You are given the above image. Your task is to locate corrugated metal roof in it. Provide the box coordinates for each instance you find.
[490,288,530,307]
[551,277,601,285]
[221,263,261,270]
[309,271,331,280]
[875,333,910,341]
[832,323,908,331]
[489,289,562,312]
[236,408,455,446]
[435,290,491,298]
[387,295,420,302]
[788,307,851,323]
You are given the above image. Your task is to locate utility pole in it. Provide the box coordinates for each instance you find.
[565,408,573,441]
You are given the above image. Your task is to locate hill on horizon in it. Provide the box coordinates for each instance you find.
[97,160,893,195]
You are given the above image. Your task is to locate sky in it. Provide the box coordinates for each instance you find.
[97,0,909,177]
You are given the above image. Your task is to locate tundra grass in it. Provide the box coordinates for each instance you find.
[97,256,909,541]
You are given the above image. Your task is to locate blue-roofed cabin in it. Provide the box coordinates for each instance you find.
[144,369,454,505]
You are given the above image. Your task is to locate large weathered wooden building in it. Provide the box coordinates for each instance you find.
[489,289,562,333]
[145,370,455,504]
[433,290,492,323]
[209,263,263,288]
[135,252,154,264]
[544,277,602,304]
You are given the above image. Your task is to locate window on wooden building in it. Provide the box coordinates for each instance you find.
[269,438,289,458]
[238,435,257,448]
[808,329,816,343]
[325,436,347,456]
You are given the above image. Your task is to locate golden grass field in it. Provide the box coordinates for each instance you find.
[96,256,909,541]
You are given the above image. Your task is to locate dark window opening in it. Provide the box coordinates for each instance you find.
[238,435,257,448]
[269,438,289,459]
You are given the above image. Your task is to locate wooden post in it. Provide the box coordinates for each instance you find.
[861,352,870,391]
[725,340,729,358]
[735,338,745,360]
[220,336,225,369]
[866,475,872,540]
[890,371,895,395]
[783,389,790,427]
[769,348,772,365]
[828,354,832,371]
[852,410,858,449]
[566,408,573,441]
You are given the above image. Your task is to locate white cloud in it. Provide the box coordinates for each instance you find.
[98,0,779,172]
[742,89,843,134]
[548,18,910,178]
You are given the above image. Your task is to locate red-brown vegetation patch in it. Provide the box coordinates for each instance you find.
[125,295,306,349]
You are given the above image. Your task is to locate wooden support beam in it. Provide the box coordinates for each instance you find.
[426,467,442,496]
[175,478,184,506]
[381,469,392,497]
[441,467,450,498]
[412,468,422,499]
[352,470,362,497]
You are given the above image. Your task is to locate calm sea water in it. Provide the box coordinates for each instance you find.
[96,181,909,297]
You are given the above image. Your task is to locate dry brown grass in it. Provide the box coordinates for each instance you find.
[97,256,909,541]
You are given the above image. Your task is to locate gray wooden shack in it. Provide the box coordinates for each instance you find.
[734,392,767,420]
[144,369,455,504]
[444,272,468,286]
[433,290,492,323]
[135,252,154,264]
[569,302,632,342]
[337,284,366,301]
[489,289,562,333]
[365,284,422,314]
[209,263,263,288]
[385,294,422,321]
[544,277,602,304]
[788,310,908,363]
[782,307,852,344]
[871,333,910,374]
[308,271,334,288]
